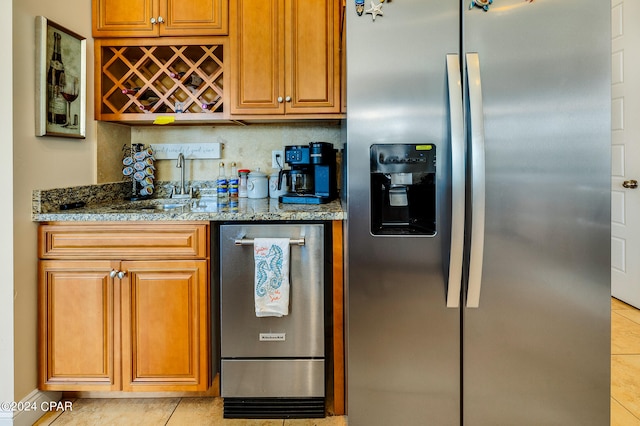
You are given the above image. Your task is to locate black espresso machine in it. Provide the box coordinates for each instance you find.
[279,142,337,204]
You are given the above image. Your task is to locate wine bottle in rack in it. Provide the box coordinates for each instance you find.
[170,71,186,79]
[186,75,204,93]
[201,95,222,111]
[122,87,141,95]
[137,90,160,102]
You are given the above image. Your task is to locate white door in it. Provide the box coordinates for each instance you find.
[612,0,640,308]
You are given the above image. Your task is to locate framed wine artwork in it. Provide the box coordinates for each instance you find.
[35,16,86,138]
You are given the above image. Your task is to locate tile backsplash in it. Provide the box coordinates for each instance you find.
[98,122,343,185]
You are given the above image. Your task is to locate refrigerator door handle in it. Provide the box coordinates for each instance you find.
[465,53,486,309]
[446,54,464,309]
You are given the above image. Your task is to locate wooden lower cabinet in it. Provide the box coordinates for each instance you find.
[38,223,210,393]
[121,260,209,392]
[38,260,121,391]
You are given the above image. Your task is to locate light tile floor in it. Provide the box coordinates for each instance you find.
[33,397,347,426]
[34,297,639,425]
[612,297,640,425]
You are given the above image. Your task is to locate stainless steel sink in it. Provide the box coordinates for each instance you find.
[108,200,190,212]
[139,203,187,211]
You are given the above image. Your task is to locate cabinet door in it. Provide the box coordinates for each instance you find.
[230,0,341,115]
[121,260,210,392]
[285,0,341,113]
[161,0,228,36]
[92,0,159,38]
[38,260,121,391]
[93,0,228,38]
[230,0,285,114]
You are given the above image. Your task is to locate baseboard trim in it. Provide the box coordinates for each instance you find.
[0,389,62,426]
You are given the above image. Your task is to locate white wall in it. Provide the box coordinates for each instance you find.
[11,0,96,413]
[0,1,14,425]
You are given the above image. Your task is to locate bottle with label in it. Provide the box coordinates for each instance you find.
[238,169,250,198]
[229,162,239,199]
[217,162,229,199]
[47,32,67,125]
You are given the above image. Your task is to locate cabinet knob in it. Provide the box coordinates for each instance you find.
[109,270,117,278]
[117,271,126,279]
[157,16,165,23]
[150,17,157,24]
[277,96,283,103]
[623,179,638,189]
[285,96,291,102]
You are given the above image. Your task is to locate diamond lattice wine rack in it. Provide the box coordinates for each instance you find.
[95,38,227,122]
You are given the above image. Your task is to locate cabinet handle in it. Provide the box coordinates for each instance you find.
[117,271,126,279]
[235,238,305,246]
[277,96,284,103]
[285,96,291,102]
[109,270,117,278]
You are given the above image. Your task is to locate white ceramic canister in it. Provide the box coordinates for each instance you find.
[247,169,268,199]
[269,172,289,198]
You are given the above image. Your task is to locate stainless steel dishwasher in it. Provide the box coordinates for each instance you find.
[219,223,325,418]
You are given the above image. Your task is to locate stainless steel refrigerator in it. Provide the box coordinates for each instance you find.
[345,1,611,425]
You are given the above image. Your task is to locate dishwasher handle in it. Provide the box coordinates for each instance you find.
[234,238,305,246]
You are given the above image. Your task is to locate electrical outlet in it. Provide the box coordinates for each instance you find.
[272,150,284,169]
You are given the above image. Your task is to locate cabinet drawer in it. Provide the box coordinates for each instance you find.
[39,222,209,259]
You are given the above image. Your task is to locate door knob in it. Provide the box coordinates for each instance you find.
[623,180,638,189]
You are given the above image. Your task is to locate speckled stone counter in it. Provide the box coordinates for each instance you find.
[32,182,344,222]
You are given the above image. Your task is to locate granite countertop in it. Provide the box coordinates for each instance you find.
[32,182,345,222]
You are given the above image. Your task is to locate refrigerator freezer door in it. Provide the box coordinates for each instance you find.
[346,1,461,425]
[462,1,611,425]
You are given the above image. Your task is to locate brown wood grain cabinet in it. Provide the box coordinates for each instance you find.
[92,0,228,38]
[229,0,342,116]
[38,223,211,392]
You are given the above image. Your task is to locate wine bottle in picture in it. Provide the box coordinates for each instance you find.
[46,32,58,123]
[48,33,67,125]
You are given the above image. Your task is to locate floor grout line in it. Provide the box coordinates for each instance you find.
[612,395,640,423]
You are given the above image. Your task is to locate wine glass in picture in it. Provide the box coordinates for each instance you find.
[61,77,79,128]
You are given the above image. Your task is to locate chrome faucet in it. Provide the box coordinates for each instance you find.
[172,153,191,198]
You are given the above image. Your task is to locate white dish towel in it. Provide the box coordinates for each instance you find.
[253,238,290,317]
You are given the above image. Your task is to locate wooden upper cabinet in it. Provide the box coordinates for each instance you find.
[92,0,228,38]
[230,0,341,115]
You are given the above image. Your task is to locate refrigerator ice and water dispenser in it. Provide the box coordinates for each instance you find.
[370,144,436,235]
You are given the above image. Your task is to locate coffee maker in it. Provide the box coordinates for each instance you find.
[370,144,436,235]
[279,142,337,204]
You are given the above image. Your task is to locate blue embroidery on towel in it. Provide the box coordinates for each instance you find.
[255,245,284,301]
